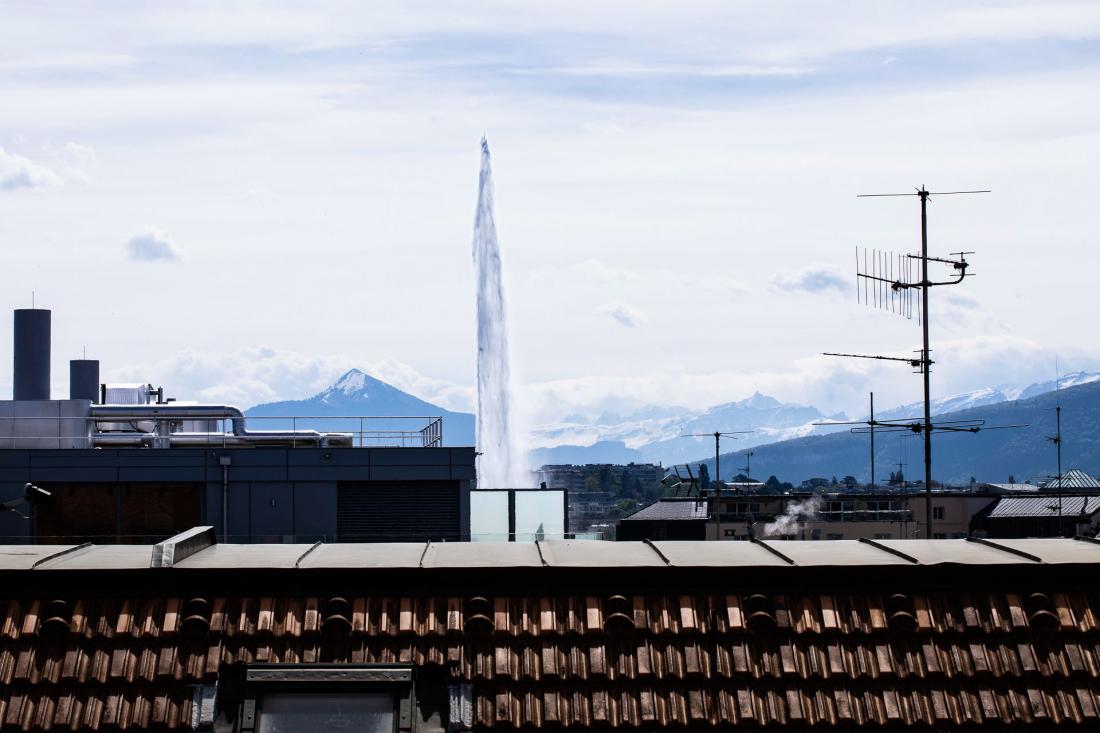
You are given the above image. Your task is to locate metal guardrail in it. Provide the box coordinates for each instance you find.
[0,414,445,448]
[817,510,915,522]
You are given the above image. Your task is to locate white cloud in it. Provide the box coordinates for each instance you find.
[126,228,179,262]
[772,264,852,295]
[573,259,640,283]
[0,147,62,190]
[597,301,645,328]
[111,346,475,413]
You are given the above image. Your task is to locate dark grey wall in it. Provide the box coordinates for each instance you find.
[0,446,474,543]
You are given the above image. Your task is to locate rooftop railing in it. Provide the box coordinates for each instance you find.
[0,414,445,449]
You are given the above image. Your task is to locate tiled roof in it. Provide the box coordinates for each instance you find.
[621,500,710,521]
[1043,469,1100,490]
[989,496,1100,518]
[3,535,1100,730]
[3,589,1100,729]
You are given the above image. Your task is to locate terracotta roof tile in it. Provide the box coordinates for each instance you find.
[3,592,1100,729]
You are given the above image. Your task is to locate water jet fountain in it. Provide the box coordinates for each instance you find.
[472,137,528,487]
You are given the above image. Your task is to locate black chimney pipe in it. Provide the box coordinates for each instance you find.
[69,359,100,402]
[14,309,50,401]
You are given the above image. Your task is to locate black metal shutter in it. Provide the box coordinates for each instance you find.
[337,481,461,542]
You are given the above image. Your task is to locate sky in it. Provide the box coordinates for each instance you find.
[1,1,1100,430]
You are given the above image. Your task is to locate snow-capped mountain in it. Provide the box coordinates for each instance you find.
[529,392,846,466]
[528,372,1100,467]
[241,367,1100,469]
[870,371,1100,423]
[247,368,476,446]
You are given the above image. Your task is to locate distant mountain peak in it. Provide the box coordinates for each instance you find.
[317,368,402,404]
[739,391,782,409]
[331,368,370,396]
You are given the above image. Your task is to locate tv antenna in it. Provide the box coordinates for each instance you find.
[826,186,989,537]
[814,392,878,487]
[679,431,752,487]
[1047,359,1064,525]
[740,450,755,482]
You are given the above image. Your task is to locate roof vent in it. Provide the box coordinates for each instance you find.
[464,596,494,635]
[40,599,71,639]
[886,593,918,633]
[1025,592,1059,633]
[180,598,211,639]
[744,594,777,632]
[603,594,635,633]
[321,597,353,639]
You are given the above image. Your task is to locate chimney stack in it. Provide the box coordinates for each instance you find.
[69,359,100,402]
[14,308,50,400]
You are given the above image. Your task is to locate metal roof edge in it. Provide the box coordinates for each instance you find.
[751,538,796,565]
[857,537,919,564]
[294,541,323,568]
[641,539,672,566]
[31,543,92,569]
[966,536,1043,563]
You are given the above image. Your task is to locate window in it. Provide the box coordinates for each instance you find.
[932,506,945,520]
[226,665,414,733]
[933,533,947,539]
[811,529,822,540]
[258,693,393,733]
[826,533,844,540]
[724,529,736,537]
[873,533,891,540]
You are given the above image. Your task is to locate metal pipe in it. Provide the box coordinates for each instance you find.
[88,405,352,447]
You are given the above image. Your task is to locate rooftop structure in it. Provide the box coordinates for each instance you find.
[1,531,1099,730]
[1042,469,1100,490]
[0,309,474,545]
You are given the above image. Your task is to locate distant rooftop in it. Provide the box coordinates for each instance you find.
[622,498,709,521]
[989,495,1100,519]
[1042,469,1100,490]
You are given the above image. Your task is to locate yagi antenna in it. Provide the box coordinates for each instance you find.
[827,186,990,538]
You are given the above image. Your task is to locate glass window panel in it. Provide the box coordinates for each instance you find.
[469,491,509,542]
[257,692,393,733]
[514,490,565,541]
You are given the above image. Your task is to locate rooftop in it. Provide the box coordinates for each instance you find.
[1043,468,1100,490]
[5,528,1100,572]
[989,495,1100,519]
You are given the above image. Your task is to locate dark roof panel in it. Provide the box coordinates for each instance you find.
[989,495,1100,518]
[622,499,708,521]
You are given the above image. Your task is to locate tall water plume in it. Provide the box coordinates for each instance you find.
[472,137,527,487]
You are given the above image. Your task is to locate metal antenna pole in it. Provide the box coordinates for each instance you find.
[1056,404,1063,527]
[919,188,933,537]
[714,432,720,485]
[679,431,752,489]
[870,392,875,489]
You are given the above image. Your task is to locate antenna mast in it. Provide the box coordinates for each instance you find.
[870,392,875,489]
[680,431,752,487]
[831,186,989,537]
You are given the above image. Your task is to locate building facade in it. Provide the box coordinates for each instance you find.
[619,492,1005,542]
